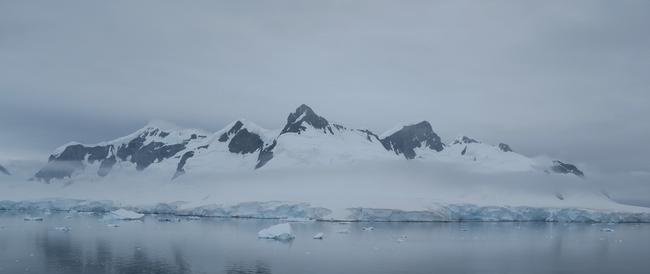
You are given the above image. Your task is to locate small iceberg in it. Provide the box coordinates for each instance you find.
[54,226,71,232]
[601,228,615,232]
[105,209,144,220]
[24,216,44,221]
[313,232,324,239]
[106,223,120,228]
[257,223,295,241]
[361,226,375,231]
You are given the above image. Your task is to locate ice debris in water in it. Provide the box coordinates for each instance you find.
[24,216,44,221]
[257,223,295,241]
[54,226,71,232]
[313,232,324,239]
[158,217,181,222]
[105,209,144,220]
[106,223,120,228]
[361,226,375,231]
[601,228,615,232]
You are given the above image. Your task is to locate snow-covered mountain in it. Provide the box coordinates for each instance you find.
[32,104,583,182]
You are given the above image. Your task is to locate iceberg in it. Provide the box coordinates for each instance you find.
[257,223,295,241]
[313,232,324,239]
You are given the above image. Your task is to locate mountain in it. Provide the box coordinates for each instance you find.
[0,164,9,175]
[32,104,584,182]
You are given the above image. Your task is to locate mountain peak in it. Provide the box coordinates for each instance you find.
[281,104,331,134]
[380,121,444,159]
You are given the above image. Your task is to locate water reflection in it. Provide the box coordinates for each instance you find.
[225,261,271,274]
[0,212,648,274]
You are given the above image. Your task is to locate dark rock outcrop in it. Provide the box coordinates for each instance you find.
[35,144,114,182]
[35,128,190,182]
[0,164,9,175]
[358,129,381,143]
[551,160,584,177]
[173,151,195,179]
[219,121,244,142]
[380,121,444,159]
[255,140,277,169]
[281,104,332,134]
[498,143,513,152]
[453,136,479,145]
[229,129,264,154]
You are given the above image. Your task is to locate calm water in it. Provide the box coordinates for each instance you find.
[0,212,648,274]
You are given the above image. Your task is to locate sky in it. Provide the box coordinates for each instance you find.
[1,0,649,172]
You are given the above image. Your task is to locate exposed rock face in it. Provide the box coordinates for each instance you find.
[229,129,264,154]
[551,160,584,177]
[358,129,381,143]
[281,104,332,134]
[218,121,266,154]
[35,144,114,182]
[255,140,277,169]
[0,164,9,175]
[34,127,190,182]
[380,121,444,159]
[218,121,244,142]
[173,151,194,179]
[498,143,513,152]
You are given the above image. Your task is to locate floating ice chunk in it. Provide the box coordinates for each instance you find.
[54,226,71,232]
[313,232,324,239]
[257,223,295,241]
[106,223,120,228]
[105,209,144,220]
[361,226,375,231]
[187,216,201,220]
[397,235,407,243]
[24,216,43,221]
[601,228,615,232]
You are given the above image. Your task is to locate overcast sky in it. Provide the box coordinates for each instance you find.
[1,0,649,172]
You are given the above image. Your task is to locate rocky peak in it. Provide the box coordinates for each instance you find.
[498,143,513,152]
[452,136,480,145]
[281,104,332,134]
[551,160,584,177]
[380,121,444,159]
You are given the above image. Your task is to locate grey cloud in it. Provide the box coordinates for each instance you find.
[0,0,649,172]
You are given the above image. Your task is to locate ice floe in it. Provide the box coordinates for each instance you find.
[257,223,295,241]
